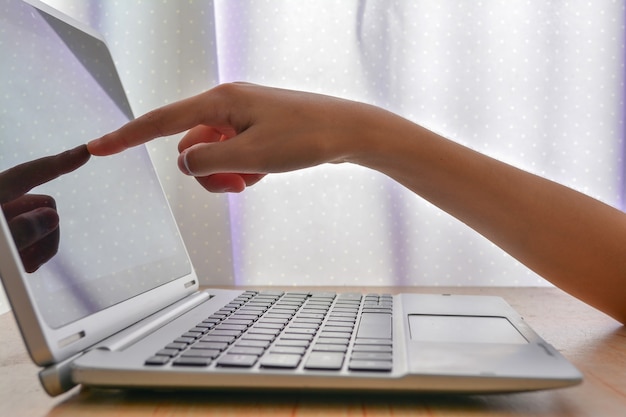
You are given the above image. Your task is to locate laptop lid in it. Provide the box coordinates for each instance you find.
[0,0,198,367]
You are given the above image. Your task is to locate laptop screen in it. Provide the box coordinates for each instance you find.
[0,1,192,329]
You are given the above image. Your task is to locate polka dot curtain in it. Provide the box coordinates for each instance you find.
[28,1,626,289]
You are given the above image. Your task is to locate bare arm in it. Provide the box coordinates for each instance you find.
[359,115,626,324]
[88,83,626,323]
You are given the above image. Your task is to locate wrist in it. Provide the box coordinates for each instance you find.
[342,105,425,173]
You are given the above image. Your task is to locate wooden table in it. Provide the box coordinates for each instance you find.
[1,286,625,417]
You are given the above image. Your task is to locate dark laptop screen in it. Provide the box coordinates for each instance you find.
[0,0,192,329]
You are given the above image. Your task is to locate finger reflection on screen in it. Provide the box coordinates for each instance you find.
[0,145,90,272]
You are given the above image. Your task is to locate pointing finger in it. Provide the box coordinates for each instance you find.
[0,145,90,203]
[87,87,240,156]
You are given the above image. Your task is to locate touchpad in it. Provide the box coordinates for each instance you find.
[408,315,528,344]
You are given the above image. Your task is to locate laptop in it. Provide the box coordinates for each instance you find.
[0,0,582,397]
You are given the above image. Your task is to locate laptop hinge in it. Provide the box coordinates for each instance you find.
[39,351,83,396]
[37,291,211,397]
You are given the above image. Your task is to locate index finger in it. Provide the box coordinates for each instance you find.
[87,91,218,156]
[0,145,90,203]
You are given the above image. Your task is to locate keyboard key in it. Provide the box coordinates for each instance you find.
[228,346,265,356]
[174,336,197,344]
[326,317,357,324]
[195,322,217,330]
[292,318,322,325]
[312,344,348,353]
[362,307,393,314]
[194,341,229,351]
[310,303,333,309]
[264,313,294,319]
[217,354,258,368]
[210,329,243,337]
[337,293,362,300]
[172,357,212,367]
[318,331,352,339]
[331,307,359,314]
[260,353,302,369]
[253,322,284,330]
[309,292,336,299]
[259,290,285,297]
[165,342,187,351]
[275,339,310,347]
[248,327,281,336]
[354,338,393,346]
[304,352,345,370]
[328,312,357,318]
[201,335,237,344]
[348,360,392,372]
[270,346,307,355]
[335,301,361,307]
[247,301,273,307]
[288,322,319,329]
[155,348,179,357]
[182,330,205,338]
[271,306,299,313]
[241,333,276,342]
[235,339,271,349]
[182,349,221,359]
[284,327,317,335]
[350,352,393,361]
[296,313,326,319]
[279,333,314,341]
[145,356,170,366]
[352,344,393,353]
[239,307,267,314]
[258,318,289,325]
[222,318,254,326]
[356,313,392,339]
[316,337,350,345]
[275,300,304,306]
[230,313,262,320]
[214,324,248,332]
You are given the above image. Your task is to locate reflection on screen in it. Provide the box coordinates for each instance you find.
[0,1,191,329]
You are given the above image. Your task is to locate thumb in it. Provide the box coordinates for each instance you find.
[177,133,265,177]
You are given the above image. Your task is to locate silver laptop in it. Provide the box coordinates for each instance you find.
[0,0,582,397]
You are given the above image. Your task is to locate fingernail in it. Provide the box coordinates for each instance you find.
[34,209,60,235]
[177,150,193,175]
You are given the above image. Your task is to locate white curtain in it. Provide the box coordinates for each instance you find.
[38,0,626,289]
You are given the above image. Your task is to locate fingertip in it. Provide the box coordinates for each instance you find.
[86,138,104,156]
[67,144,91,166]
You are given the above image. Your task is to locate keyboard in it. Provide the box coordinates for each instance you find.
[145,291,394,372]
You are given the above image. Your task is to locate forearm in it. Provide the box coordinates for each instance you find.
[353,109,626,323]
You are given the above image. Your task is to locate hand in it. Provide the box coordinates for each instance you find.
[87,83,389,192]
[0,145,91,272]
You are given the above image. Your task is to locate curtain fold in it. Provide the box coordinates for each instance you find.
[37,0,625,287]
